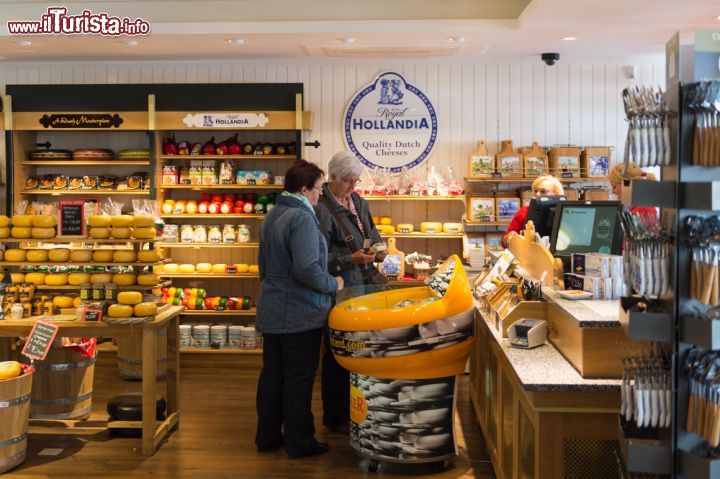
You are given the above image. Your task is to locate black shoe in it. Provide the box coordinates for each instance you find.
[287,441,330,459]
[256,440,284,452]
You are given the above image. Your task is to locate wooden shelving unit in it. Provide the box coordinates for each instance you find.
[181,309,256,316]
[464,176,609,183]
[21,190,150,196]
[162,243,259,249]
[381,233,464,239]
[0,260,164,267]
[35,281,169,291]
[20,160,150,166]
[0,238,161,244]
[364,195,465,202]
[158,273,259,279]
[160,185,282,190]
[180,347,262,355]
[159,155,294,161]
[160,214,265,220]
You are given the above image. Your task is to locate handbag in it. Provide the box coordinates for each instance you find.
[320,197,388,286]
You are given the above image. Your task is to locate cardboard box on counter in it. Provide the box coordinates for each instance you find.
[564,273,612,300]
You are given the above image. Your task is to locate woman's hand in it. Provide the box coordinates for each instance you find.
[335,276,344,291]
[351,249,376,265]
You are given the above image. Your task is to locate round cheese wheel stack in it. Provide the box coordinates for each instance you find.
[249,265,259,274]
[137,273,158,286]
[0,361,22,380]
[163,263,179,273]
[88,215,112,228]
[420,222,443,233]
[0,216,9,227]
[53,296,75,308]
[117,291,142,305]
[25,272,47,285]
[32,227,55,239]
[133,227,156,239]
[46,273,68,286]
[70,250,93,262]
[111,227,133,239]
[10,273,25,283]
[396,224,414,233]
[49,249,71,262]
[90,227,111,239]
[32,215,57,228]
[179,264,195,274]
[108,304,133,318]
[69,273,91,285]
[133,302,157,317]
[92,251,114,262]
[138,250,161,263]
[113,251,137,263]
[380,216,393,225]
[11,227,31,239]
[0,227,9,239]
[11,215,33,227]
[111,215,133,227]
[27,250,48,262]
[112,273,135,286]
[5,249,26,262]
[211,264,227,274]
[90,273,112,284]
[131,215,154,228]
[196,263,212,273]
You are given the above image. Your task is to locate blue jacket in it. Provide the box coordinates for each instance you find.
[256,195,339,334]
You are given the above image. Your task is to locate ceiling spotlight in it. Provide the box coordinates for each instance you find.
[227,38,245,45]
[124,39,138,47]
[448,36,465,43]
[562,36,577,41]
[339,37,355,44]
[17,40,32,47]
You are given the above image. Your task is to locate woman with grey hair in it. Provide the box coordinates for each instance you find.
[315,150,386,433]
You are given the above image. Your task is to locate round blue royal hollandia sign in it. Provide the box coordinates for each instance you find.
[343,71,438,172]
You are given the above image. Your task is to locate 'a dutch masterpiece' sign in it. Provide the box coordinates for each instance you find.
[343,72,437,172]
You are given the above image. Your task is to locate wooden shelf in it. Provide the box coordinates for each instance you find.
[464,176,608,183]
[21,190,150,196]
[35,281,169,291]
[381,233,464,239]
[0,237,160,244]
[162,243,259,249]
[0,261,163,267]
[364,195,465,201]
[160,155,295,160]
[159,274,259,279]
[160,214,266,220]
[181,309,256,316]
[20,160,150,166]
[180,347,262,355]
[463,221,512,226]
[160,185,282,190]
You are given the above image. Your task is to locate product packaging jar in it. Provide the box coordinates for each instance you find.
[208,225,222,244]
[180,224,194,243]
[193,224,208,243]
[238,224,250,243]
[222,224,237,243]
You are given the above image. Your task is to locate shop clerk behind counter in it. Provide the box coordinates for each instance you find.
[502,175,565,248]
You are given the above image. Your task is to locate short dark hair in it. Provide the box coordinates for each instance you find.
[284,159,325,193]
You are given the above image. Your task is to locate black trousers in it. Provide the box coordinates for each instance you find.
[255,328,323,454]
[321,332,349,428]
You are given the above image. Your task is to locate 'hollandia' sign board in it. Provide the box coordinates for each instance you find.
[343,72,438,172]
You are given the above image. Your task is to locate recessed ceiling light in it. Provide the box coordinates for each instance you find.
[227,38,245,45]
[563,37,577,41]
[17,40,32,47]
[124,39,138,47]
[339,37,355,44]
[448,36,465,43]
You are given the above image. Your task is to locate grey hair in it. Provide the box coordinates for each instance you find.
[328,150,364,180]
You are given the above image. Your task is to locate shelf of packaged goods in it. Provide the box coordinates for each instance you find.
[0,238,161,244]
[158,274,259,279]
[160,214,266,220]
[180,347,262,355]
[463,220,512,226]
[464,176,608,183]
[20,160,151,166]
[34,281,170,291]
[381,233,464,239]
[160,155,295,161]
[363,195,466,202]
[160,185,282,190]
[181,309,256,316]
[21,190,150,195]
[162,243,259,249]
[0,261,165,267]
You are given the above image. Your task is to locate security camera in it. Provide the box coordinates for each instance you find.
[541,53,560,66]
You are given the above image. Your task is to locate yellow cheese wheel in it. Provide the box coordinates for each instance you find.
[11,227,31,239]
[131,215,154,228]
[10,273,25,283]
[211,264,227,274]
[380,216,393,226]
[53,296,75,308]
[48,249,71,262]
[196,263,212,273]
[132,227,156,239]
[163,263,179,273]
[46,273,68,286]
[70,250,92,262]
[378,225,395,234]
[88,215,112,228]
[372,215,380,225]
[112,273,136,286]
[27,250,49,262]
[0,216,9,228]
[110,227,133,239]
[90,273,112,284]
[92,251,114,262]
[4,249,26,262]
[90,227,111,239]
[113,251,137,263]
[32,227,55,239]
[11,215,33,227]
[32,215,57,228]
[236,264,249,274]
[442,222,463,234]
[68,273,91,286]
[396,223,414,233]
[25,272,47,285]
[133,302,157,317]
[420,222,443,233]
[0,361,22,380]
[117,291,142,305]
[110,215,133,227]
[137,273,158,286]
[179,264,195,274]
[73,297,82,308]
[0,228,9,239]
[249,265,259,274]
[137,250,161,263]
[108,304,133,318]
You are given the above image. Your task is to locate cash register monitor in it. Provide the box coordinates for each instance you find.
[549,200,622,255]
[525,195,566,238]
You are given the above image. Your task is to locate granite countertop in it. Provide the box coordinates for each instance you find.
[477,306,620,393]
[542,286,621,329]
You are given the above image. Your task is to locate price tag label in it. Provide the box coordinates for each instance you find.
[562,171,574,178]
[491,172,502,179]
[59,200,85,237]
[21,320,60,361]
[82,308,103,322]
[226,266,237,274]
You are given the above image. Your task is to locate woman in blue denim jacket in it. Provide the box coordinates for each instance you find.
[255,159,344,459]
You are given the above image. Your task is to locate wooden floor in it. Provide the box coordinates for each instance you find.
[6,352,495,479]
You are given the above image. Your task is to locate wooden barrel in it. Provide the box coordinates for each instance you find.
[116,326,167,381]
[0,369,32,474]
[23,348,96,420]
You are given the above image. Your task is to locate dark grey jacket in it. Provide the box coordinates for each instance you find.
[315,184,382,288]
[256,195,339,334]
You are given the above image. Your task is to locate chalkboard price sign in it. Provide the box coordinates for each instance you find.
[21,320,60,361]
[59,200,85,237]
[82,308,103,322]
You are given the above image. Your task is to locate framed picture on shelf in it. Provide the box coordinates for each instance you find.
[495,198,521,220]
[582,147,612,177]
[467,140,495,178]
[524,156,549,177]
[497,155,523,177]
[467,197,495,222]
[550,146,581,178]
[485,233,504,253]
